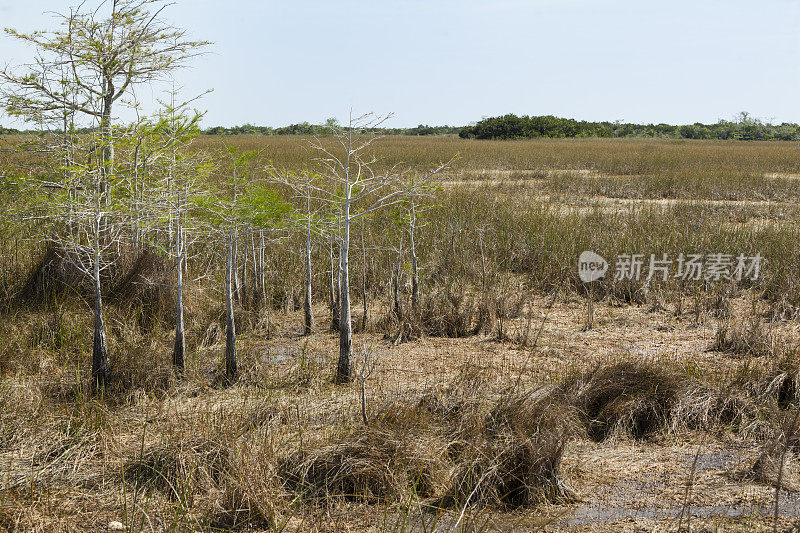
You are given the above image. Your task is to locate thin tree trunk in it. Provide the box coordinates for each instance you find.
[132,140,141,248]
[91,220,110,389]
[328,239,335,314]
[240,229,248,306]
[172,228,185,376]
[225,233,238,382]
[284,276,293,313]
[393,237,403,321]
[303,217,313,335]
[250,228,259,310]
[232,229,241,303]
[99,94,114,207]
[410,200,419,312]
[330,240,340,332]
[361,219,368,331]
[336,202,353,383]
[259,230,266,310]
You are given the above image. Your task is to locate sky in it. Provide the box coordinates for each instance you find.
[0,0,798,128]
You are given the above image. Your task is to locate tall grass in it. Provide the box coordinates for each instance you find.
[3,135,800,530]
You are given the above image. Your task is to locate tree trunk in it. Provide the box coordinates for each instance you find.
[99,94,114,205]
[303,221,313,335]
[250,229,259,310]
[258,230,267,310]
[132,140,141,248]
[336,203,353,383]
[240,228,249,307]
[91,224,109,389]
[232,230,241,303]
[410,201,420,312]
[330,240,340,332]
[328,240,335,313]
[98,92,114,235]
[393,239,403,321]
[361,220,368,331]
[172,229,186,376]
[225,234,238,382]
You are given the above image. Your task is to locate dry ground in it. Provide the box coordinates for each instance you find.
[4,294,799,532]
[4,137,800,531]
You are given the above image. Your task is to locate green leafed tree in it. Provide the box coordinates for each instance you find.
[194,148,289,383]
[135,93,210,376]
[1,0,209,205]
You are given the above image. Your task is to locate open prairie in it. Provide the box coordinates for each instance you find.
[3,135,800,532]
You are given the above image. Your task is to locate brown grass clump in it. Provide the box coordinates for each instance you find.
[561,360,759,441]
[386,366,579,509]
[727,409,800,491]
[278,363,579,511]
[124,439,233,500]
[711,316,778,358]
[764,359,800,409]
[560,361,690,441]
[103,325,177,402]
[279,426,442,504]
[732,350,800,409]
[16,245,179,328]
[416,288,479,339]
[125,436,277,529]
[107,247,177,329]
[437,389,579,509]
[17,245,86,306]
[671,380,755,435]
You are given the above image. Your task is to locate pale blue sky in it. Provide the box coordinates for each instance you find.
[0,0,798,128]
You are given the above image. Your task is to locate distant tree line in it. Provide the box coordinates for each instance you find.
[4,112,798,140]
[458,112,800,141]
[202,122,462,136]
[0,123,462,136]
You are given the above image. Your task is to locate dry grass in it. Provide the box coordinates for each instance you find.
[4,136,800,530]
[279,426,443,505]
[559,360,758,441]
[278,366,578,511]
[711,316,780,358]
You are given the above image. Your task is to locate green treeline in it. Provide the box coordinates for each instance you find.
[0,122,462,136]
[202,123,463,136]
[3,112,798,140]
[458,112,800,141]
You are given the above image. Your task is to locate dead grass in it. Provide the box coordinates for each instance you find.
[436,389,579,509]
[279,426,443,505]
[711,316,780,358]
[559,360,757,441]
[5,136,800,530]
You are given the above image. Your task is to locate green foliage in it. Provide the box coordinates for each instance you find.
[240,185,291,227]
[202,123,463,137]
[459,113,800,141]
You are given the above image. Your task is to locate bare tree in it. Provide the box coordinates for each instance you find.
[270,171,329,336]
[196,148,287,383]
[302,111,452,383]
